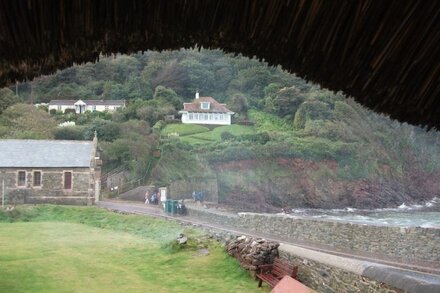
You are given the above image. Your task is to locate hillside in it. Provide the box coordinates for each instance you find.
[1,49,440,210]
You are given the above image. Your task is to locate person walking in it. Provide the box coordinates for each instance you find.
[145,190,150,204]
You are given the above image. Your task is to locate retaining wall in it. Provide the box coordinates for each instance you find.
[186,206,440,264]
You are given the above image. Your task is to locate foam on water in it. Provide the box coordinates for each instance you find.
[288,197,440,228]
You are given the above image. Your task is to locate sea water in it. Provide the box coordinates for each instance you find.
[288,197,440,228]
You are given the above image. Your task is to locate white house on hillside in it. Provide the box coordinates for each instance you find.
[48,99,126,114]
[179,92,234,125]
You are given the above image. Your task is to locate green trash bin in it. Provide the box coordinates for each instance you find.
[170,200,177,214]
[164,199,170,213]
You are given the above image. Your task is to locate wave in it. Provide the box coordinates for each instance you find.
[285,197,440,228]
[290,196,439,214]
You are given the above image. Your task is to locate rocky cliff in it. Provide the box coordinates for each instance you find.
[212,158,440,211]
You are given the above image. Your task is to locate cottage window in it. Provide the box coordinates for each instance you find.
[105,105,109,111]
[204,114,208,120]
[17,171,26,187]
[189,113,193,120]
[57,106,61,111]
[33,171,41,187]
[219,114,224,120]
[92,105,97,112]
[201,102,210,110]
[64,172,72,189]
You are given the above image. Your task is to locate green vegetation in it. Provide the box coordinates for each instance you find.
[1,48,440,190]
[189,125,256,142]
[161,123,210,137]
[0,205,259,293]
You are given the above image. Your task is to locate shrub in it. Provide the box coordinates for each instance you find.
[64,108,76,114]
[220,131,235,141]
[49,109,57,115]
[153,120,166,134]
[54,126,85,140]
[84,119,121,141]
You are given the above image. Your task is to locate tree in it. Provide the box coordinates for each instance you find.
[0,103,57,138]
[0,88,18,114]
[228,93,249,119]
[84,118,121,141]
[266,86,307,118]
[54,126,86,140]
[293,100,332,129]
[153,86,182,109]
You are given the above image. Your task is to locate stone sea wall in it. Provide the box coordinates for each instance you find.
[188,222,403,293]
[186,207,439,264]
[278,249,401,293]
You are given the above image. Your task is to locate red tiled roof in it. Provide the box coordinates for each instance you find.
[182,97,233,113]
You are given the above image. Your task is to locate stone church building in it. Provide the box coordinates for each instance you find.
[0,136,100,205]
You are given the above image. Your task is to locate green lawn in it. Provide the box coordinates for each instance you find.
[0,206,261,293]
[161,124,210,137]
[180,125,256,145]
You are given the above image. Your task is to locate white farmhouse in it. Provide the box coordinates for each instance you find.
[48,99,126,114]
[179,92,234,125]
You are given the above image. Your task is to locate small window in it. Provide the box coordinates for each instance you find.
[189,113,193,120]
[105,105,109,111]
[201,102,210,110]
[92,105,97,112]
[64,172,72,189]
[18,171,26,187]
[204,114,208,120]
[33,171,41,187]
[57,105,62,111]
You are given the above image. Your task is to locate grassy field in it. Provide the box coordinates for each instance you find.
[0,206,261,293]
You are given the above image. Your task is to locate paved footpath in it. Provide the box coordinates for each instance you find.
[97,200,440,293]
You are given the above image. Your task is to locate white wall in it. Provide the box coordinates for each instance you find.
[49,104,123,113]
[181,112,232,125]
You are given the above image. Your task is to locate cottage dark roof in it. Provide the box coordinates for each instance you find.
[49,100,125,106]
[0,140,94,168]
[182,97,233,113]
[0,1,439,128]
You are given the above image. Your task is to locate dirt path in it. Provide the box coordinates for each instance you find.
[96,200,440,276]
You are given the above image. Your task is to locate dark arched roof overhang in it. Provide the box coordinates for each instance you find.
[0,1,439,128]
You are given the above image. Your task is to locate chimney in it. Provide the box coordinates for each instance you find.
[195,91,199,99]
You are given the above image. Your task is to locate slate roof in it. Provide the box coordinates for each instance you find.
[0,140,94,168]
[49,99,125,106]
[181,97,234,113]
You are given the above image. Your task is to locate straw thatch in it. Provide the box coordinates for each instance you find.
[0,1,439,128]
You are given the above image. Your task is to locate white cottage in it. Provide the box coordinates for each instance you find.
[179,93,234,125]
[48,99,126,114]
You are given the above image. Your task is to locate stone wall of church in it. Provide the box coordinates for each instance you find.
[0,167,95,205]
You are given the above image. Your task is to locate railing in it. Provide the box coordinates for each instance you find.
[105,157,156,198]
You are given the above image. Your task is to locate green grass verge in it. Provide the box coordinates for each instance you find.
[161,124,210,137]
[0,205,261,293]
